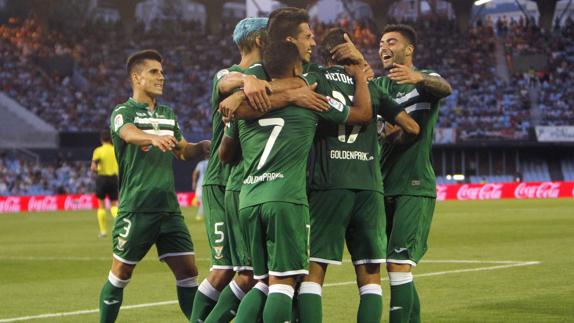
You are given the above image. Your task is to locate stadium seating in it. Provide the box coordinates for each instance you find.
[561,158,574,181]
[521,160,551,182]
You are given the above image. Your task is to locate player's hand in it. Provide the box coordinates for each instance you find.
[363,64,375,81]
[388,63,424,85]
[330,33,366,64]
[289,83,329,112]
[151,135,178,152]
[219,93,244,120]
[344,64,367,81]
[243,75,272,112]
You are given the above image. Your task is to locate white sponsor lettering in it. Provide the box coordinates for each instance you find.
[329,150,372,161]
[0,197,21,212]
[243,172,284,184]
[64,195,94,210]
[325,72,354,85]
[456,184,503,200]
[28,196,58,211]
[514,182,560,199]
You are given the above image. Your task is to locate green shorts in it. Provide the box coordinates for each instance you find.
[112,212,194,265]
[203,185,232,269]
[385,195,436,266]
[309,189,386,265]
[224,189,252,271]
[239,202,310,280]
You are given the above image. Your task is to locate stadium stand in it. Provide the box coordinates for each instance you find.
[521,159,552,182]
[561,158,574,181]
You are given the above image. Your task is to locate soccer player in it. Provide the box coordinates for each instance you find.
[192,157,208,221]
[297,28,420,323]
[99,49,210,323]
[374,24,452,323]
[91,130,119,238]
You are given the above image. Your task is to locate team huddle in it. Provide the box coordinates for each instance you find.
[98,6,452,323]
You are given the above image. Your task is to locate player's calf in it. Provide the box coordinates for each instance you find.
[387,263,416,323]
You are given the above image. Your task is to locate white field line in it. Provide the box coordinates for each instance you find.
[0,260,540,322]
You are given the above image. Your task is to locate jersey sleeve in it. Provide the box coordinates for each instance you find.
[92,147,100,162]
[224,120,238,138]
[110,105,134,135]
[318,96,350,124]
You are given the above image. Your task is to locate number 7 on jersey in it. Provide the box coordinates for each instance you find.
[257,118,285,170]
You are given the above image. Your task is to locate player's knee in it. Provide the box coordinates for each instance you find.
[111,261,135,280]
[355,263,381,285]
[386,262,411,273]
[305,261,328,285]
[235,271,256,290]
[388,271,413,286]
[208,269,235,289]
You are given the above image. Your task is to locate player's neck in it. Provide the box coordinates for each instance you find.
[132,92,156,112]
[239,51,261,69]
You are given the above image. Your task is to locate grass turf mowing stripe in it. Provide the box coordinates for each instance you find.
[0,260,540,322]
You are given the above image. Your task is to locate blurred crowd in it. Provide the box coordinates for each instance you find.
[0,153,92,196]
[0,14,573,142]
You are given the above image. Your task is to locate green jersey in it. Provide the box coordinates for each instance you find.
[307,65,402,192]
[110,98,183,213]
[224,121,243,192]
[203,65,245,186]
[238,63,350,209]
[372,69,442,197]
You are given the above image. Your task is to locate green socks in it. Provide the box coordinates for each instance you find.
[388,272,415,323]
[176,277,198,319]
[357,284,383,323]
[234,282,268,323]
[410,282,421,323]
[297,282,322,323]
[99,272,129,323]
[263,284,294,323]
[189,279,219,323]
[204,281,244,323]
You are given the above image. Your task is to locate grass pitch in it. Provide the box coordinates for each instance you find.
[0,199,573,322]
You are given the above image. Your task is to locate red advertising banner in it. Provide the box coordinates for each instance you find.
[0,192,196,213]
[436,181,574,201]
[1,182,573,213]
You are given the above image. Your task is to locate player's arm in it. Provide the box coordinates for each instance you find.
[344,64,372,125]
[173,138,211,161]
[219,72,272,111]
[118,124,178,152]
[219,82,329,120]
[91,150,99,172]
[219,123,241,165]
[388,64,452,99]
[192,168,199,191]
[330,33,375,80]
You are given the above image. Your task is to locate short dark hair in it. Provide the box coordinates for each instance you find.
[263,41,300,79]
[267,7,310,43]
[126,49,163,76]
[100,130,111,143]
[320,28,354,65]
[382,24,417,47]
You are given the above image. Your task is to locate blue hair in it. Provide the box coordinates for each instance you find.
[233,17,268,46]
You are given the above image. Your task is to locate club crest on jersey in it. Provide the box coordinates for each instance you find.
[151,120,160,133]
[117,237,127,251]
[114,114,124,131]
[213,246,224,260]
[327,96,344,112]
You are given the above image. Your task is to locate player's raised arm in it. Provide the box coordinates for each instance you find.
[330,33,375,80]
[343,64,372,125]
[388,64,452,99]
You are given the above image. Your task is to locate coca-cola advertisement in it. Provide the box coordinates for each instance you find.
[439,181,574,201]
[0,184,572,213]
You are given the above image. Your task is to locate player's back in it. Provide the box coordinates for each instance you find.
[238,106,319,209]
[94,143,119,176]
[310,65,382,193]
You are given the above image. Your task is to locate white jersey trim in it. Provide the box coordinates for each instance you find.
[113,253,138,265]
[353,258,386,265]
[142,129,175,136]
[310,257,342,265]
[386,259,417,266]
[158,252,195,261]
[134,117,175,126]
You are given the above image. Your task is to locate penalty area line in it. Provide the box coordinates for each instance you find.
[0,260,540,322]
